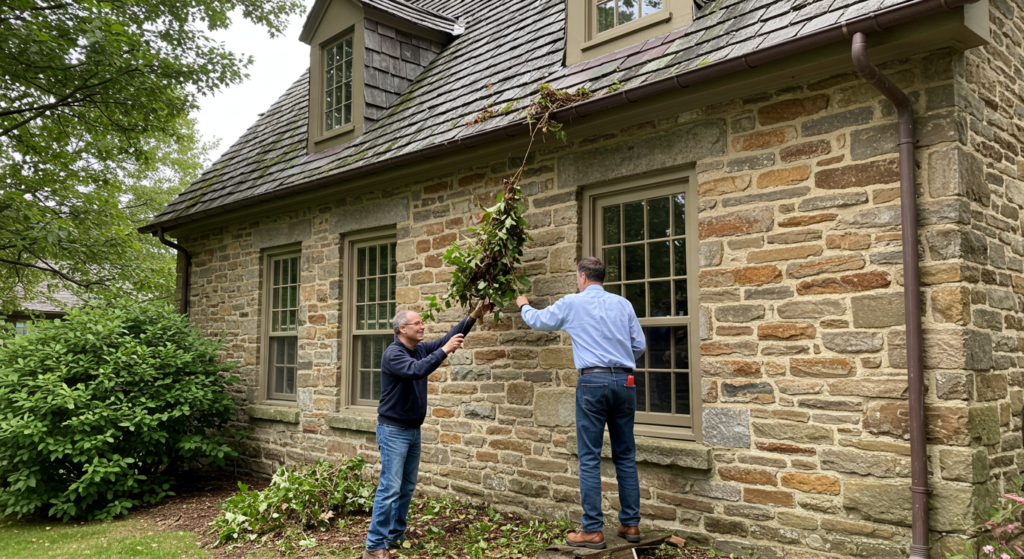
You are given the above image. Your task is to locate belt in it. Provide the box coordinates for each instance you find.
[579,366,634,374]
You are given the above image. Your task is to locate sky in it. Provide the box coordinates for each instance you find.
[195,2,316,161]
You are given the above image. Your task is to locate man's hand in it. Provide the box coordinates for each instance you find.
[442,334,464,355]
[516,296,530,310]
[471,301,495,320]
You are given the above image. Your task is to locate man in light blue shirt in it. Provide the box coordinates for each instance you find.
[516,257,645,550]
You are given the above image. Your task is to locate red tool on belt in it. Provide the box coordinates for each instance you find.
[626,375,634,387]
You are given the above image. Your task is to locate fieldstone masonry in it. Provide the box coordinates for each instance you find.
[175,6,1024,557]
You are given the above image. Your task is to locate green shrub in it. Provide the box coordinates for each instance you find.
[212,457,374,547]
[0,300,242,521]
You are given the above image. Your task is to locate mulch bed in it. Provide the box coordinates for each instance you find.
[132,470,726,559]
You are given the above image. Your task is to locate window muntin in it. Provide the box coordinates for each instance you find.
[595,0,664,33]
[325,36,354,131]
[268,253,299,400]
[351,239,397,406]
[595,184,696,429]
[14,321,27,336]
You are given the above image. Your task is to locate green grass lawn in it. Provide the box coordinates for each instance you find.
[0,516,210,559]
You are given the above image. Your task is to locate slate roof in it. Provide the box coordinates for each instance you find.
[146,0,923,231]
[360,0,463,36]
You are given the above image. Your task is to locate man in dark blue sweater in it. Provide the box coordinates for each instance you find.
[363,304,487,559]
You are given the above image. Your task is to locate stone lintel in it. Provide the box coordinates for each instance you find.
[566,434,713,470]
[246,404,301,423]
[251,219,312,250]
[325,413,378,432]
[329,196,410,234]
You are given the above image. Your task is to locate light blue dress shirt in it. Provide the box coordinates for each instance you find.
[521,285,646,370]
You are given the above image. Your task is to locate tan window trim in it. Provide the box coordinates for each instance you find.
[582,166,700,442]
[260,244,302,405]
[583,10,672,51]
[339,227,397,413]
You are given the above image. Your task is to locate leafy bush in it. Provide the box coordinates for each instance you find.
[211,457,374,547]
[948,483,1024,559]
[0,301,242,521]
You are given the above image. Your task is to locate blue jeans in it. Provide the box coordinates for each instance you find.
[576,372,640,532]
[366,424,421,551]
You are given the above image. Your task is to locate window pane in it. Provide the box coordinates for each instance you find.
[624,201,645,242]
[674,280,689,317]
[597,0,615,32]
[357,247,366,277]
[618,0,639,25]
[644,0,664,15]
[647,197,670,239]
[378,303,388,330]
[648,327,671,369]
[675,326,690,369]
[673,239,687,276]
[326,46,336,67]
[357,279,366,303]
[649,281,671,317]
[367,303,377,325]
[672,194,686,237]
[389,243,397,273]
[389,277,396,301]
[360,369,372,400]
[369,245,378,278]
[379,244,389,275]
[289,257,298,284]
[379,277,388,303]
[373,335,386,369]
[357,305,366,330]
[273,259,281,287]
[625,283,646,318]
[604,247,621,282]
[275,367,285,394]
[343,37,352,59]
[361,336,371,368]
[368,277,377,303]
[603,205,621,246]
[675,372,691,415]
[649,241,670,278]
[373,371,382,400]
[649,372,671,413]
[635,372,647,411]
[605,284,621,296]
[625,244,645,281]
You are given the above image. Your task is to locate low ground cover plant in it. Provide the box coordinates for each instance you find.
[0,300,242,521]
[212,457,374,549]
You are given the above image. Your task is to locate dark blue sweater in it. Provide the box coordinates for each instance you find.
[377,317,476,428]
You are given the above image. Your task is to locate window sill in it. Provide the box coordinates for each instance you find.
[325,413,378,433]
[566,433,712,470]
[316,121,355,143]
[581,11,673,52]
[247,404,301,424]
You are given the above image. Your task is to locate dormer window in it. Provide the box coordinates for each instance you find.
[300,0,461,155]
[567,0,691,66]
[324,36,354,131]
[596,0,664,34]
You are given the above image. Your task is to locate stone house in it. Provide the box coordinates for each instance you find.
[142,0,1022,556]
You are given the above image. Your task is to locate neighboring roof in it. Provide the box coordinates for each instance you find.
[20,290,81,315]
[145,0,947,233]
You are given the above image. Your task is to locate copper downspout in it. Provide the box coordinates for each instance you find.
[851,32,930,558]
[155,227,191,315]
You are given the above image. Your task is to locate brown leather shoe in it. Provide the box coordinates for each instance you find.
[618,525,641,543]
[566,530,607,549]
[362,549,392,559]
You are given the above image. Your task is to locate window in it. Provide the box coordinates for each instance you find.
[566,0,691,65]
[596,0,664,34]
[324,35,354,132]
[584,169,699,439]
[14,321,27,336]
[348,235,397,407]
[266,252,300,401]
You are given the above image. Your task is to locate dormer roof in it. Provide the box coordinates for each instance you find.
[300,0,461,44]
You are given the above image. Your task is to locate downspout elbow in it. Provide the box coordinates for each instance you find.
[155,227,191,316]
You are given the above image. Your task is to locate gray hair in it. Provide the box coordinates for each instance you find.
[577,257,605,283]
[393,310,416,335]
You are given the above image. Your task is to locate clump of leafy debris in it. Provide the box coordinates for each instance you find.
[426,85,591,322]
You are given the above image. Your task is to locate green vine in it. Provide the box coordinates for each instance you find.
[422,85,592,322]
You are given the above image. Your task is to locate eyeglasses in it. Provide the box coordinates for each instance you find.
[405,321,424,327]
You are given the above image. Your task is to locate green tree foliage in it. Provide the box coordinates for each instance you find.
[0,300,243,521]
[0,0,302,314]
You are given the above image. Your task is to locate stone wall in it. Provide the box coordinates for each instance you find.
[175,29,1022,559]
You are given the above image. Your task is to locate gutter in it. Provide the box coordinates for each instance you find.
[139,0,980,235]
[851,32,930,559]
[156,227,191,315]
